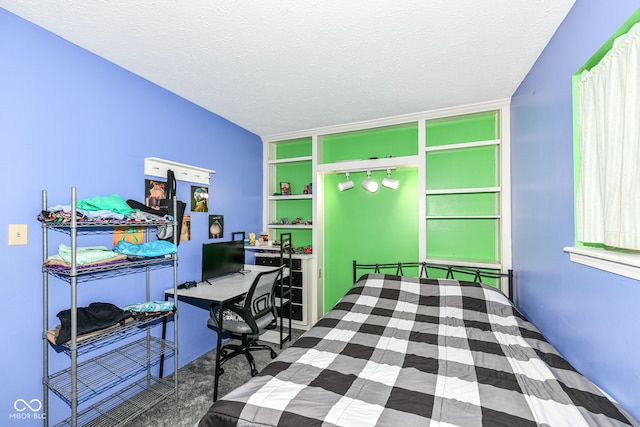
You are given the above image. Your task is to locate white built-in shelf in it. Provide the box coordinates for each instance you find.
[425,187,500,195]
[425,139,500,152]
[268,194,313,200]
[426,215,500,220]
[267,156,313,164]
[317,155,420,174]
[267,224,312,229]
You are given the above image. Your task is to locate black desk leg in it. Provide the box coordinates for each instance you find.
[213,300,224,401]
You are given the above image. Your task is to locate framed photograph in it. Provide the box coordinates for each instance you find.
[191,186,209,212]
[145,179,166,210]
[208,214,224,239]
[280,182,291,195]
[180,213,191,242]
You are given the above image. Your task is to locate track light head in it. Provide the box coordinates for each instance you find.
[338,180,354,191]
[338,172,354,191]
[361,171,378,193]
[382,169,399,189]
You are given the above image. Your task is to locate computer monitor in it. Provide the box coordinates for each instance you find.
[201,240,245,283]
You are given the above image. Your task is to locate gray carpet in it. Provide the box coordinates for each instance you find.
[122,329,304,427]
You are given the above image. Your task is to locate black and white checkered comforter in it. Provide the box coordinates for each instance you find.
[199,274,639,427]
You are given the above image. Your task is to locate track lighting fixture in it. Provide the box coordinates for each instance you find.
[381,169,399,189]
[338,172,354,191]
[361,171,379,193]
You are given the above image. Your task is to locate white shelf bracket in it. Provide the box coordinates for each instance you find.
[144,157,216,185]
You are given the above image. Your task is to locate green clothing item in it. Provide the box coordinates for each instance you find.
[76,194,135,215]
[49,244,119,265]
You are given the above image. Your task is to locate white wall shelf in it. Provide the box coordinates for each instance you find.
[426,215,501,219]
[144,157,215,185]
[426,187,500,195]
[425,139,500,152]
[268,195,313,201]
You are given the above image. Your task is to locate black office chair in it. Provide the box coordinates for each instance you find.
[207,264,285,377]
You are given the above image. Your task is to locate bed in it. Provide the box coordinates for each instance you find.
[198,262,639,427]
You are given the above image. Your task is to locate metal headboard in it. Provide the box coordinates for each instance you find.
[352,261,514,300]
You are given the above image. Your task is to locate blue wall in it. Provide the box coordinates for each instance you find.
[0,8,262,425]
[511,1,640,420]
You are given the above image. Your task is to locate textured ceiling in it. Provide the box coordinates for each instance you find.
[1,1,575,137]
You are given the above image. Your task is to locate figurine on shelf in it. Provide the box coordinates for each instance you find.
[280,182,291,196]
[249,233,256,246]
[259,232,269,244]
[303,184,310,195]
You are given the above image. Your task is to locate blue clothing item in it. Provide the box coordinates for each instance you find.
[121,301,175,313]
[76,194,135,215]
[113,240,177,257]
[47,205,126,221]
[49,244,119,265]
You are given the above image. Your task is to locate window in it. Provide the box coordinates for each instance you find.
[566,9,640,279]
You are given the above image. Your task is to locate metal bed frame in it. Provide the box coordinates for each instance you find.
[352,260,514,300]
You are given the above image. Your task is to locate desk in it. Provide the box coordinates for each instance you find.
[162,264,290,401]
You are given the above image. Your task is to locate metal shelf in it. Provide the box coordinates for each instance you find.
[42,188,180,427]
[47,337,175,406]
[43,219,172,234]
[44,255,176,283]
[53,315,172,357]
[54,376,175,427]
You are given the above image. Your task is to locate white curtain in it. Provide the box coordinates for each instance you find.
[577,22,640,250]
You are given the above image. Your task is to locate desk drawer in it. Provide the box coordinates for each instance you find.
[256,256,302,271]
[256,256,279,267]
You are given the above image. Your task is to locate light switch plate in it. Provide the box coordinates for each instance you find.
[8,224,28,246]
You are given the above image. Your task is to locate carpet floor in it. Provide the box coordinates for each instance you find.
[121,329,304,427]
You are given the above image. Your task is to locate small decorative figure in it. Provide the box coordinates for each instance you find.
[259,232,269,244]
[280,182,291,195]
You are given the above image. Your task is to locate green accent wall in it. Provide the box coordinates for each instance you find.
[275,137,312,159]
[425,146,498,189]
[275,162,312,196]
[323,168,419,311]
[426,218,497,262]
[321,123,418,163]
[425,112,497,146]
[426,193,497,216]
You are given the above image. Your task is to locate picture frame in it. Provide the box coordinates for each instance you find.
[191,186,209,212]
[280,182,291,195]
[145,179,166,210]
[209,214,224,239]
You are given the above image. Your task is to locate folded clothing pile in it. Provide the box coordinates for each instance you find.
[54,302,131,345]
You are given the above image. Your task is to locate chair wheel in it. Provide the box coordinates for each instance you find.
[218,368,224,375]
[251,369,258,377]
[270,351,277,359]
